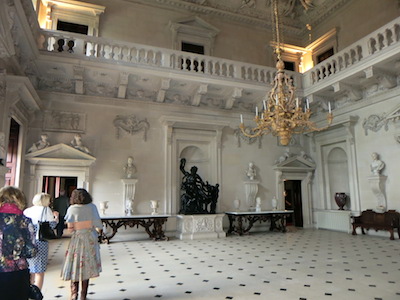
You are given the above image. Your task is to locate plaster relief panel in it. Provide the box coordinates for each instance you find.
[43,110,86,133]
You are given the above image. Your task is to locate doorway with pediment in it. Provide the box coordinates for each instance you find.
[274,153,316,228]
[25,143,96,202]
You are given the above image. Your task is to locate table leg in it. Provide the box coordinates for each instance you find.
[227,215,235,234]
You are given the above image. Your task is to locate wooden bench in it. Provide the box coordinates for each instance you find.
[351,209,400,240]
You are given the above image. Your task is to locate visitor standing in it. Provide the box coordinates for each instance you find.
[24,193,58,290]
[61,188,103,300]
[0,186,37,300]
[53,189,70,238]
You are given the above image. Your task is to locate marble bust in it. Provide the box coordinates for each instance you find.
[123,156,137,179]
[370,152,385,175]
[246,162,256,180]
[28,133,50,153]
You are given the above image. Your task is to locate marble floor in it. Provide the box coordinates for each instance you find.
[41,228,400,300]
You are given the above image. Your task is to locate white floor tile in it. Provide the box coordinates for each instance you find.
[41,228,400,300]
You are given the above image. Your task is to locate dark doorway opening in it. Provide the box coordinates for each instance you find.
[42,176,77,200]
[5,118,20,186]
[317,48,334,63]
[283,60,295,71]
[57,20,88,35]
[181,42,205,72]
[284,180,303,227]
[181,42,204,55]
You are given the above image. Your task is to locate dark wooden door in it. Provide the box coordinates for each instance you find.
[284,180,303,227]
[5,119,20,186]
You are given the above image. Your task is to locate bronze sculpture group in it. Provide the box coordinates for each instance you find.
[179,158,219,214]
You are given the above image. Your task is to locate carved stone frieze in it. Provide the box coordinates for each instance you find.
[113,114,150,141]
[165,93,190,105]
[194,217,214,232]
[176,214,226,240]
[39,78,74,93]
[85,82,116,97]
[200,97,223,109]
[43,110,86,133]
[0,0,16,59]
[126,88,155,101]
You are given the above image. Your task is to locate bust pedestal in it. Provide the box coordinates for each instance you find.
[244,180,259,210]
[368,175,387,212]
[121,178,138,215]
[176,214,226,240]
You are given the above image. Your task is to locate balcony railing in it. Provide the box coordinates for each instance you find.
[37,16,399,92]
[38,29,282,86]
[306,16,400,86]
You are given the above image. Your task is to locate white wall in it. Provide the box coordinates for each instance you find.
[25,92,286,218]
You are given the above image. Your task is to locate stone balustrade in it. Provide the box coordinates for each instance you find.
[38,29,281,86]
[308,17,400,85]
[38,17,400,94]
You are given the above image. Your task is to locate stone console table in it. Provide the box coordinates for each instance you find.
[101,214,170,243]
[225,210,294,236]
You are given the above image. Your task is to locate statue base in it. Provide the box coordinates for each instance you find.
[176,214,226,240]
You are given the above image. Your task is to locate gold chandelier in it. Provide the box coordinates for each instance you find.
[240,0,333,146]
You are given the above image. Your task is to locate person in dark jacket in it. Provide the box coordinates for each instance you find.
[0,186,37,300]
[53,189,70,238]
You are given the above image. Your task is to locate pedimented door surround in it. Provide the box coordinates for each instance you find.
[273,154,316,228]
[160,115,229,214]
[25,143,96,200]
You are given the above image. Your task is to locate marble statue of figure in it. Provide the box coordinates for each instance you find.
[370,152,385,175]
[123,156,137,179]
[70,134,90,153]
[246,162,256,180]
[275,149,292,164]
[28,133,50,153]
[299,151,314,163]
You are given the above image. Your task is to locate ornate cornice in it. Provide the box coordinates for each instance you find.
[124,0,351,40]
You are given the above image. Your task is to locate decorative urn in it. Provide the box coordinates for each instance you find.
[334,193,347,210]
[150,200,159,215]
[100,201,109,215]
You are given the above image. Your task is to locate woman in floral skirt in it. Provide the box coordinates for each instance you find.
[61,188,103,300]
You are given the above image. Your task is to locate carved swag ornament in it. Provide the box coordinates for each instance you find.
[113,114,150,141]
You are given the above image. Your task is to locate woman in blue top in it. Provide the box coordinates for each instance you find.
[24,192,58,290]
[61,188,103,300]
